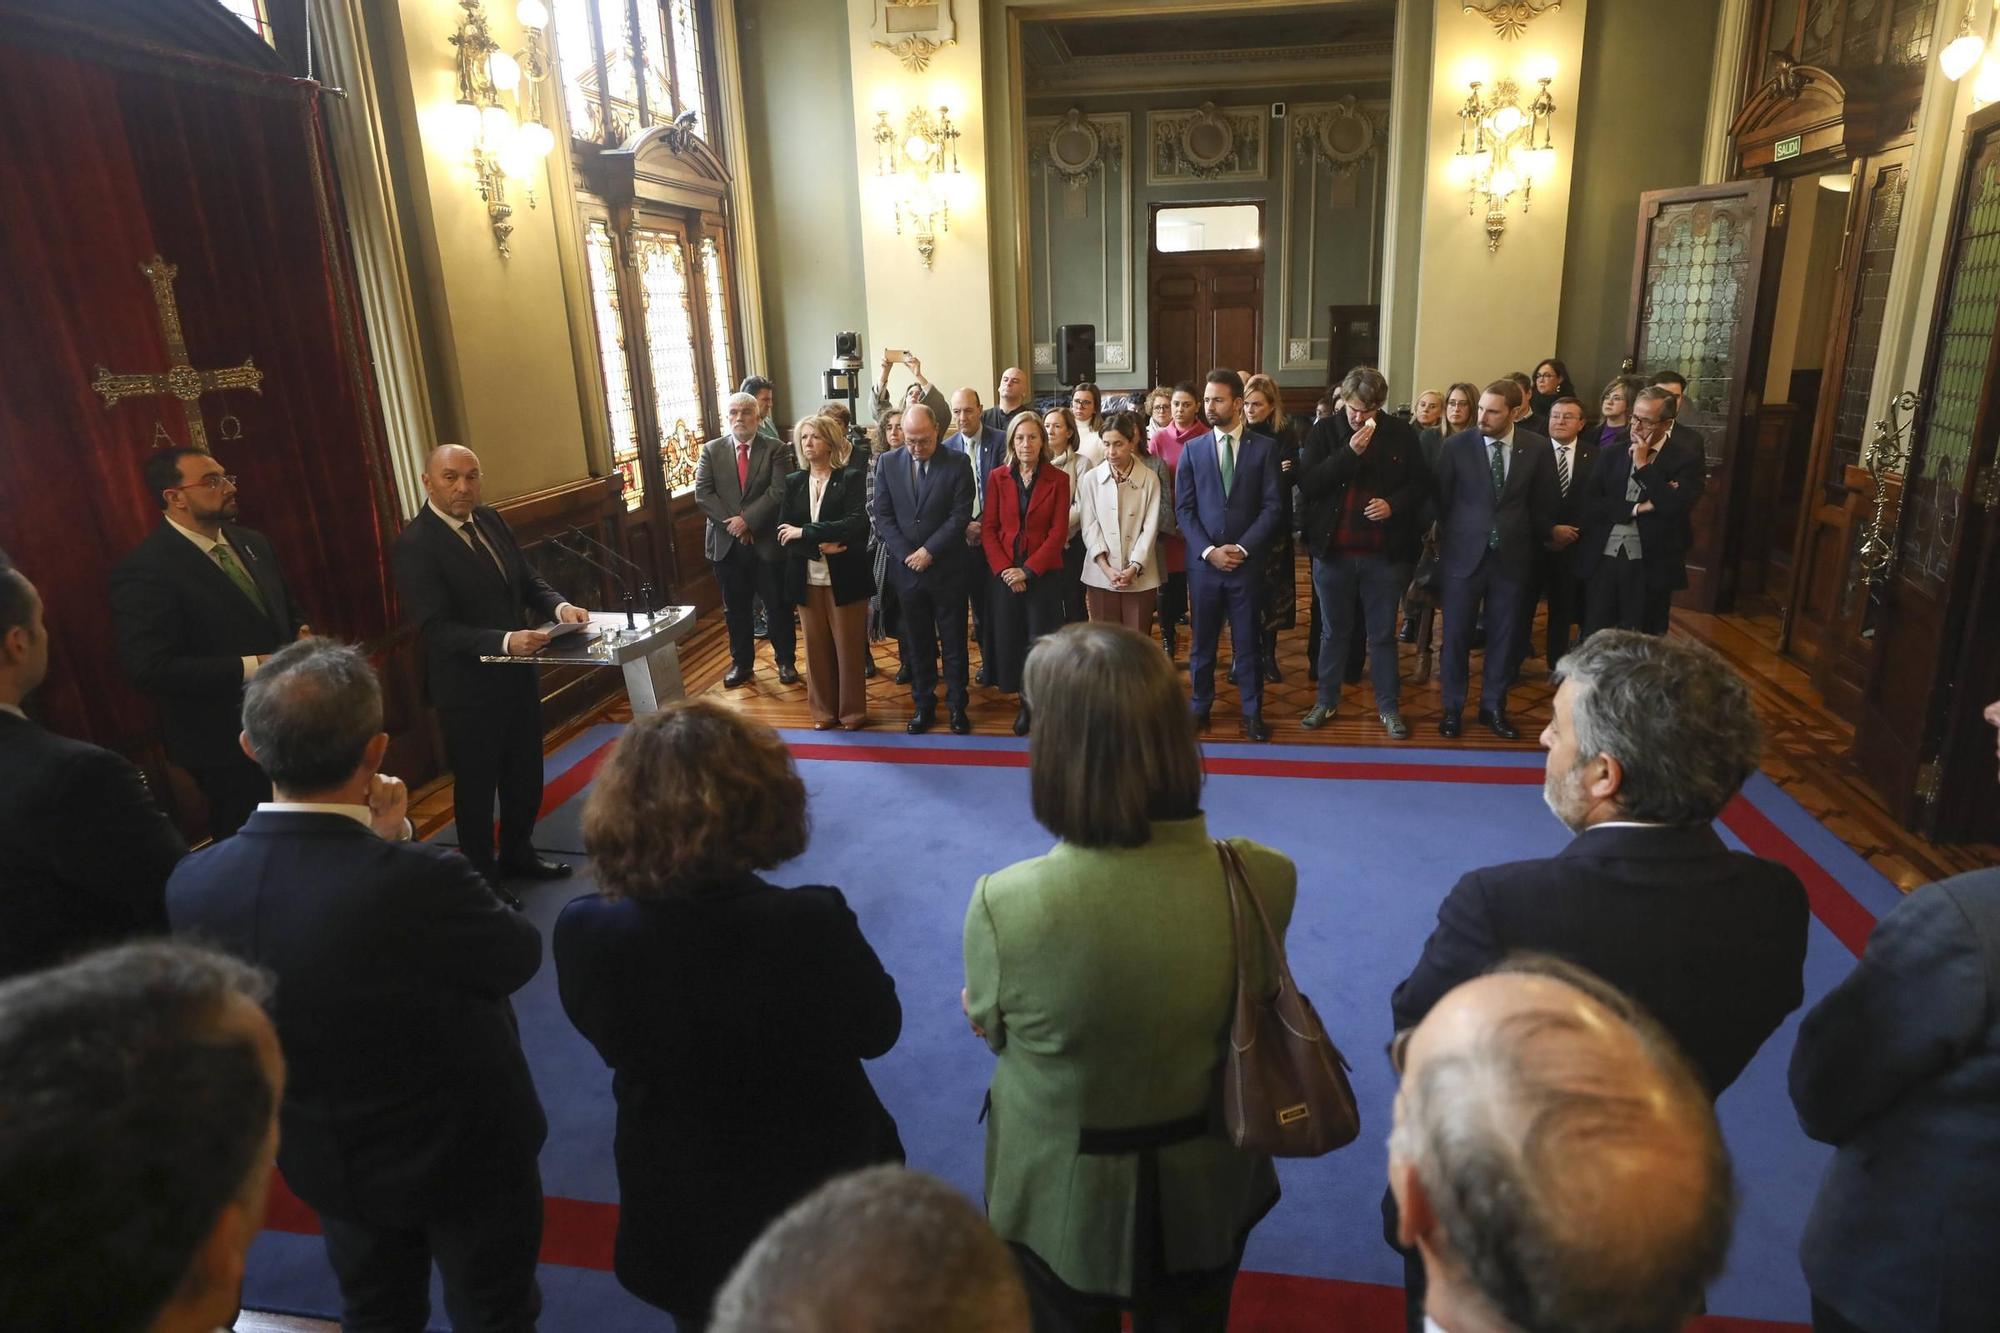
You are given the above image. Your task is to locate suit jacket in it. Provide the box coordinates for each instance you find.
[778,466,873,606]
[166,811,545,1223]
[109,519,307,768]
[1547,434,1599,531]
[1792,867,2000,1332]
[392,504,566,710]
[695,433,788,563]
[1298,411,1430,564]
[0,711,184,980]
[555,879,902,1315]
[1173,427,1282,575]
[869,447,976,594]
[965,816,1293,1297]
[981,464,1071,579]
[1433,427,1560,581]
[1391,821,1809,1098]
[945,426,1010,516]
[1573,431,1705,590]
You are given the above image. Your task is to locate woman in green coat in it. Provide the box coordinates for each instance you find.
[962,622,1297,1331]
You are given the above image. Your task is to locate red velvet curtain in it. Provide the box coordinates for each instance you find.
[0,23,400,755]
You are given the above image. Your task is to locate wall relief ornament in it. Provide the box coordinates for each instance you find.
[1146,104,1266,183]
[1290,97,1384,176]
[1462,0,1561,40]
[871,0,957,73]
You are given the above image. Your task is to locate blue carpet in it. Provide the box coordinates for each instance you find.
[243,731,1901,1330]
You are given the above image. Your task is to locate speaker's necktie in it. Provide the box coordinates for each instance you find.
[210,543,265,611]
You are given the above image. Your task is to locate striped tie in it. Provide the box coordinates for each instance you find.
[1555,442,1571,497]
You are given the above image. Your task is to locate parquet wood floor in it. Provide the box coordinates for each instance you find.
[410,556,1997,897]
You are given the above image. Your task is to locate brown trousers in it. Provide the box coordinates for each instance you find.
[1086,585,1158,636]
[800,584,869,728]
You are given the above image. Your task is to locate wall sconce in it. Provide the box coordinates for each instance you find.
[873,105,962,268]
[450,0,558,258]
[1454,75,1556,252]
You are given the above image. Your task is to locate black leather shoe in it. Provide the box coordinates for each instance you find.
[1264,659,1285,684]
[1439,711,1462,739]
[976,667,993,687]
[1478,709,1520,740]
[894,664,912,686]
[723,666,752,688]
[1398,616,1419,644]
[1012,704,1030,736]
[1192,707,1211,731]
[777,664,800,686]
[1240,713,1271,742]
[906,705,935,735]
[948,708,972,735]
[471,865,525,911]
[863,654,878,679]
[501,855,573,881]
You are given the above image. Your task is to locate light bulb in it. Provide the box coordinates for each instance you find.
[1941,31,1985,81]
[481,103,518,149]
[1489,167,1520,198]
[500,135,541,180]
[488,49,521,91]
[518,120,557,157]
[451,99,483,145]
[1976,53,2000,103]
[516,0,549,28]
[904,134,935,163]
[1491,105,1526,137]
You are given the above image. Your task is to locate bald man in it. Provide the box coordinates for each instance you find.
[392,445,589,893]
[1390,960,1733,1333]
[982,366,1030,436]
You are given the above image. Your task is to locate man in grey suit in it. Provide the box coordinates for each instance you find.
[696,392,798,688]
[1790,696,2000,1333]
[871,404,975,734]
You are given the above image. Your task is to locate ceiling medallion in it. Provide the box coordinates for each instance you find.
[1463,0,1561,41]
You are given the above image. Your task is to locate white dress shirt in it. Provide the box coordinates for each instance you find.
[0,702,24,720]
[166,513,264,683]
[255,799,413,841]
[806,470,832,587]
[428,501,581,652]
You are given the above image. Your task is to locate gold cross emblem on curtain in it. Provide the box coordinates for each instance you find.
[90,255,265,452]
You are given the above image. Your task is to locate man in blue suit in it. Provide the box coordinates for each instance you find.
[1434,379,1558,739]
[943,387,1010,685]
[1175,368,1282,741]
[872,403,977,734]
[1789,695,2000,1333]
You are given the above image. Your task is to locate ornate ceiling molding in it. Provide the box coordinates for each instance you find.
[1462,1,1561,41]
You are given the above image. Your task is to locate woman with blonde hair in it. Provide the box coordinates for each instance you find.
[964,623,1295,1330]
[557,700,904,1329]
[777,414,872,730]
[1243,373,1300,683]
[982,411,1071,734]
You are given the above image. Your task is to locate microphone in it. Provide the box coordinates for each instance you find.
[557,534,638,630]
[565,526,657,617]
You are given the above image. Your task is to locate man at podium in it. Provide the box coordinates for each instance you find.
[393,444,587,898]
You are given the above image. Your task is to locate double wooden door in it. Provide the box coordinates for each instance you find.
[1148,252,1263,388]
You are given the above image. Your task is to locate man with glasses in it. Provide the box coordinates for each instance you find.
[110,446,309,838]
[1575,385,1704,635]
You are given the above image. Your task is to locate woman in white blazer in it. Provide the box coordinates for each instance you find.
[1079,411,1162,634]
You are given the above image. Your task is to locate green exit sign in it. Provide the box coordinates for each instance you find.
[1773,134,1803,161]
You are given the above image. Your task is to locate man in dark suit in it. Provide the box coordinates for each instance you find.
[0,559,184,979]
[168,639,545,1333]
[1575,387,1705,636]
[1175,368,1283,741]
[945,387,1009,684]
[1385,629,1809,1332]
[109,446,309,838]
[1531,396,1598,668]
[1297,366,1429,739]
[696,391,799,688]
[871,403,976,735]
[1433,379,1558,739]
[392,444,587,892]
[1789,697,2000,1333]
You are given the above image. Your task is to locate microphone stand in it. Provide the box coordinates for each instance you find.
[565,526,657,619]
[558,536,636,630]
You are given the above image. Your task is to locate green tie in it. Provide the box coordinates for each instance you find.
[1487,441,1506,551]
[211,542,265,611]
[1218,432,1235,497]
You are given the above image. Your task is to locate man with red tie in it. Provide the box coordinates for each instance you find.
[696,392,799,689]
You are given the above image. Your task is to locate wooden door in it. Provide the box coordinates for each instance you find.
[1624,178,1783,611]
[1854,103,2000,836]
[1148,254,1263,386]
[1793,148,1913,713]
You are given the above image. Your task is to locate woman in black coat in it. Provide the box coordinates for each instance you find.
[778,413,874,731]
[554,702,904,1330]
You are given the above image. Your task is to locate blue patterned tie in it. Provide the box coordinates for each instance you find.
[1487,441,1506,551]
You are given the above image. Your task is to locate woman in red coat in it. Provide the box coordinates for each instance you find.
[983,411,1071,734]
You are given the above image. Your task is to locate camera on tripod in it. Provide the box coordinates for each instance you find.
[823,331,863,404]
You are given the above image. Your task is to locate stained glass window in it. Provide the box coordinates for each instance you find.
[1827,164,1908,494]
[700,238,734,430]
[1760,0,1935,78]
[552,1,711,146]
[584,219,646,511]
[215,0,274,45]
[632,228,707,495]
[1904,143,2000,598]
[1635,197,1759,473]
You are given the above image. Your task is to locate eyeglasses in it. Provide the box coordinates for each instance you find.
[172,474,239,493]
[1630,416,1666,434]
